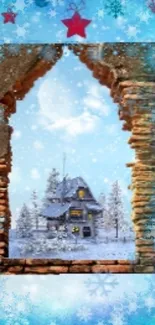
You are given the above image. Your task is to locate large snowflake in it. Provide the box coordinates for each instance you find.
[125,44,140,58]
[144,44,155,72]
[145,275,155,295]
[0,290,33,325]
[104,0,124,18]
[87,45,104,62]
[39,45,58,62]
[85,274,118,296]
[0,276,8,300]
[77,306,92,322]
[8,44,21,55]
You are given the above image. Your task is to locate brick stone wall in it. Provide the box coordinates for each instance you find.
[0,258,154,274]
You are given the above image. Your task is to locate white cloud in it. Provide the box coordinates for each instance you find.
[31,168,40,179]
[37,78,100,137]
[44,111,99,136]
[83,84,111,116]
[33,140,44,150]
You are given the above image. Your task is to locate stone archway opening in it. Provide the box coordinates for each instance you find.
[8,45,134,260]
[0,43,155,273]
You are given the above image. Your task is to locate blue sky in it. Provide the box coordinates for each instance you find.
[9,49,133,227]
[0,0,155,42]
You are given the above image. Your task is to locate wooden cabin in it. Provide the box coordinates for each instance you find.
[41,177,102,239]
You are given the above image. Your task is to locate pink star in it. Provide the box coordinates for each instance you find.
[61,11,91,38]
[2,11,17,24]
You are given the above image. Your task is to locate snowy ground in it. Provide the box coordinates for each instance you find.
[9,230,135,260]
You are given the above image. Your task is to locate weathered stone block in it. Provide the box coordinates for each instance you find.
[0,125,9,158]
[24,266,68,274]
[72,260,94,265]
[69,265,91,273]
[6,266,23,273]
[136,246,155,253]
[92,265,133,273]
[118,260,136,265]
[134,266,155,273]
[3,258,26,266]
[96,260,117,265]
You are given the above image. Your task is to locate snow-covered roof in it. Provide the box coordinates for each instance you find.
[54,176,94,200]
[42,203,71,219]
[85,203,103,212]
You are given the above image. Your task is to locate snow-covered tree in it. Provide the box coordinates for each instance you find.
[43,168,60,207]
[31,190,40,230]
[107,181,127,238]
[16,204,33,238]
[94,192,107,237]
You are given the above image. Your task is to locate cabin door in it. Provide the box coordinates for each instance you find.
[83,226,91,237]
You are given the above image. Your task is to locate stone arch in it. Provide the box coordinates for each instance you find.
[0,43,155,273]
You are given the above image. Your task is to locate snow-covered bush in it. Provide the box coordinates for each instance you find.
[19,237,86,256]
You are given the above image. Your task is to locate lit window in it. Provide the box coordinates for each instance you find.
[70,209,82,216]
[78,189,85,199]
[72,226,80,233]
[88,213,92,220]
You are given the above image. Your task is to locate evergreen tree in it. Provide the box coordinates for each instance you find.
[31,190,40,230]
[107,181,126,238]
[43,168,60,207]
[95,192,107,237]
[16,204,33,238]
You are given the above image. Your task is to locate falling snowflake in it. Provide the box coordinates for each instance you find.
[144,296,155,312]
[87,45,104,62]
[125,45,140,57]
[14,0,28,12]
[97,8,105,19]
[104,0,124,18]
[144,44,155,71]
[63,45,71,57]
[50,0,64,6]
[15,24,28,38]
[126,25,140,38]
[110,307,125,325]
[85,274,118,296]
[77,306,92,322]
[137,10,151,23]
[48,9,57,17]
[8,44,21,55]
[39,45,58,62]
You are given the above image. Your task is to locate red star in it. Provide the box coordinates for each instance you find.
[61,11,91,38]
[2,11,17,24]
